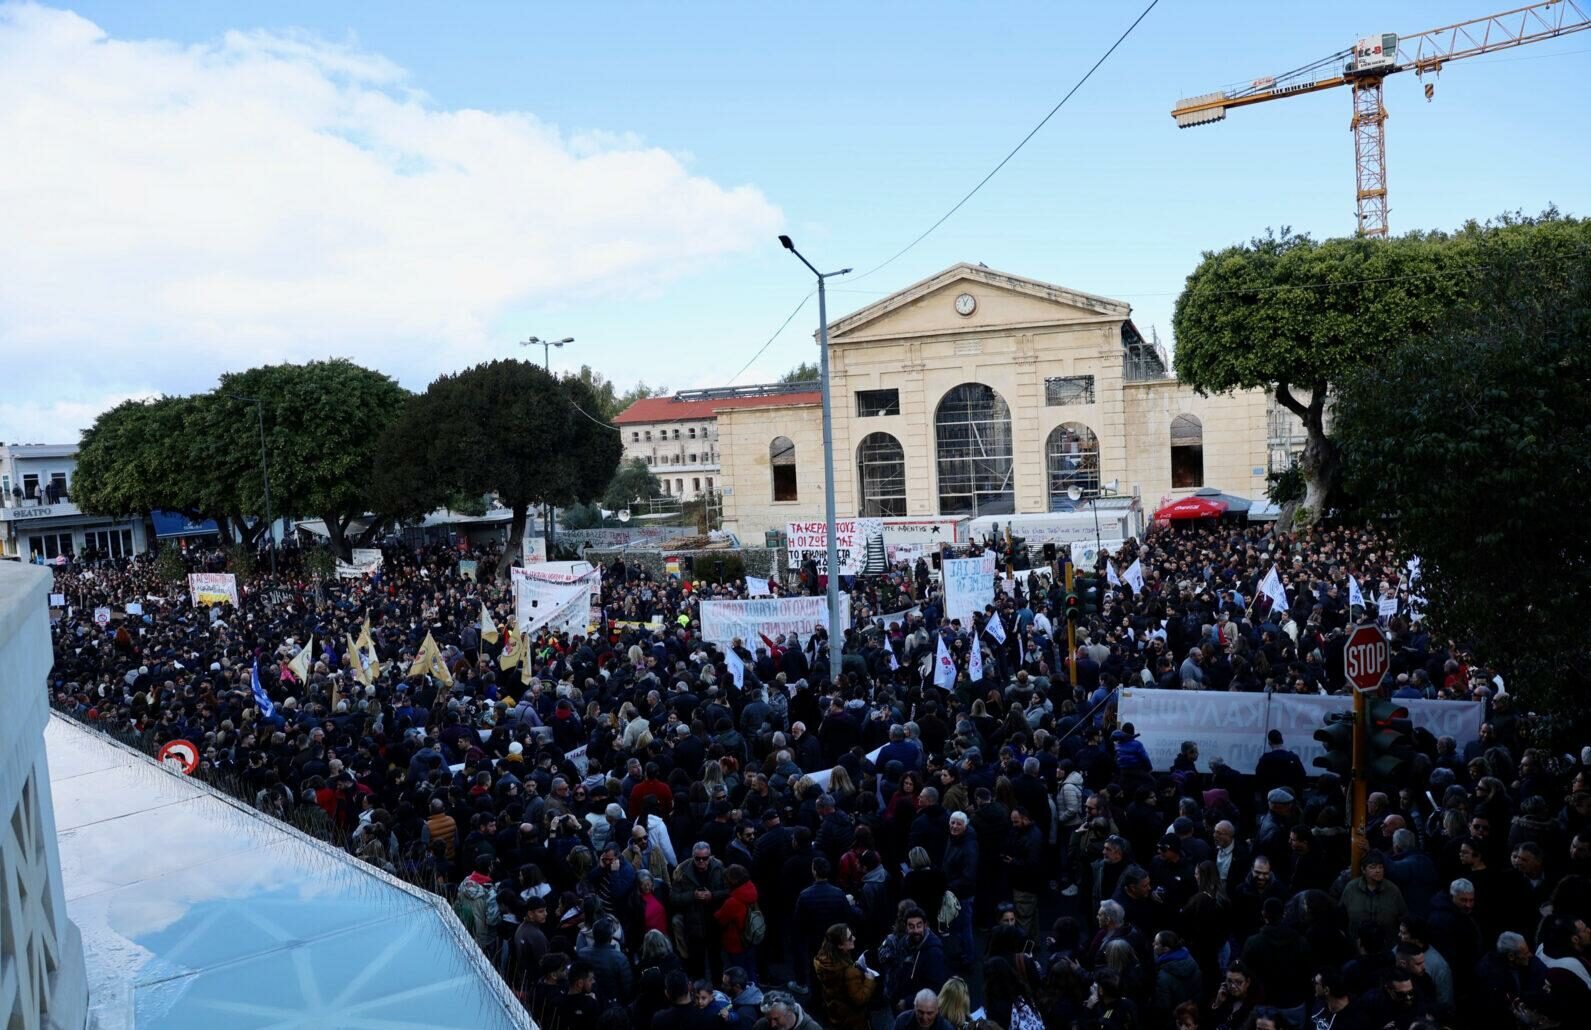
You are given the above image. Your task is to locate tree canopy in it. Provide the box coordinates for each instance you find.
[602,457,662,512]
[778,361,820,384]
[574,365,667,420]
[74,395,215,526]
[1332,212,1591,718]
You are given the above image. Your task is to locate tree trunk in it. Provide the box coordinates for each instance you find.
[322,513,353,561]
[1274,382,1338,530]
[353,517,389,547]
[498,502,529,586]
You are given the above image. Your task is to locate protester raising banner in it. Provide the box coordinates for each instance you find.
[698,595,851,646]
[512,562,600,637]
[336,548,383,579]
[188,573,239,607]
[941,554,996,625]
[744,575,771,597]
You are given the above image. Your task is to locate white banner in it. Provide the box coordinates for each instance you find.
[1069,539,1125,569]
[745,575,771,597]
[699,595,851,645]
[785,518,880,576]
[513,562,600,636]
[941,554,996,625]
[873,606,920,631]
[336,548,384,578]
[188,573,239,607]
[1119,688,1485,774]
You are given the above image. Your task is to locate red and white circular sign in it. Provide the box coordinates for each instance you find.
[1344,624,1389,690]
[157,739,200,776]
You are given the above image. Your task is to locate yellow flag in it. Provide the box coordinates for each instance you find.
[329,672,341,713]
[287,634,315,685]
[431,643,455,688]
[345,633,371,687]
[358,613,374,652]
[409,631,439,678]
[480,602,499,645]
[498,630,523,672]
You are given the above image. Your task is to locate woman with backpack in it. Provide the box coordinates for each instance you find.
[713,863,762,978]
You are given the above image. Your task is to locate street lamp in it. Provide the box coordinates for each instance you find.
[519,335,575,556]
[1068,478,1121,556]
[778,234,851,686]
[226,394,276,575]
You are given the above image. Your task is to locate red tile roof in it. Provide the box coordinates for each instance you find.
[613,391,822,425]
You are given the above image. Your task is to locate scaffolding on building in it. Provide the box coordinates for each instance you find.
[672,381,818,403]
[1123,324,1171,382]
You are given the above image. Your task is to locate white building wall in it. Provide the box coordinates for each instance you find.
[0,562,89,1030]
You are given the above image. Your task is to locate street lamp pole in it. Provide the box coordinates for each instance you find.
[520,335,575,557]
[228,394,276,576]
[779,235,851,686]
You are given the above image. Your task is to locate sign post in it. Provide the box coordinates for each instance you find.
[1344,624,1388,876]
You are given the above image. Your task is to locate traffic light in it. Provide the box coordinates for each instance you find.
[1074,572,1099,616]
[1064,591,1081,624]
[1365,697,1416,782]
[1313,711,1355,778]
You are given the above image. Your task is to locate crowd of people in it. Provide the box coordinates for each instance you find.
[44,521,1591,1029]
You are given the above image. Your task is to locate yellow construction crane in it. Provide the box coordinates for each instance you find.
[1171,1,1591,237]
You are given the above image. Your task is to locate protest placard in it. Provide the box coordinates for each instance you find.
[187,573,239,607]
[941,554,996,625]
[699,595,851,645]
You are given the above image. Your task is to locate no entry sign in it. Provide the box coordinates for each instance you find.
[157,739,200,776]
[1345,624,1389,689]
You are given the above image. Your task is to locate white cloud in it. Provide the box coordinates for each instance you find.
[0,3,781,441]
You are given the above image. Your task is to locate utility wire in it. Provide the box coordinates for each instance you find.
[727,289,814,384]
[849,0,1162,283]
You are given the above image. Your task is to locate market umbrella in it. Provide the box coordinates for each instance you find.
[1154,495,1229,520]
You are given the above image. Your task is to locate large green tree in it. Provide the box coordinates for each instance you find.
[574,364,667,420]
[778,361,820,384]
[202,360,409,559]
[1332,213,1591,718]
[74,395,240,539]
[1173,229,1472,523]
[405,360,621,582]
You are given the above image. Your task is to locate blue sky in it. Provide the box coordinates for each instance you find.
[2,1,1588,440]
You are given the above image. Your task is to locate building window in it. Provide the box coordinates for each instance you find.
[689,427,697,438]
[675,479,684,495]
[934,383,1014,515]
[770,436,798,501]
[1171,414,1205,488]
[857,432,907,516]
[28,532,74,559]
[22,473,39,500]
[706,477,713,491]
[644,430,652,441]
[1047,422,1100,511]
[662,480,670,495]
[632,432,639,441]
[856,388,900,417]
[693,478,701,493]
[1044,375,1095,406]
[688,453,697,464]
[1,474,10,499]
[673,428,680,439]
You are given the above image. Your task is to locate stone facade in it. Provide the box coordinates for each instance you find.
[718,263,1282,541]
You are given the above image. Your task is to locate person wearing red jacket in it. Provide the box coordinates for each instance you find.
[715,863,761,979]
[629,762,674,818]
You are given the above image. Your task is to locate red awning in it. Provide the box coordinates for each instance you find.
[1154,496,1229,520]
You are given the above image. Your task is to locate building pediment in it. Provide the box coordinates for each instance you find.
[827,263,1130,343]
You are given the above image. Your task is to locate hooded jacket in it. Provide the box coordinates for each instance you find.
[1153,945,1203,1018]
[813,949,879,1030]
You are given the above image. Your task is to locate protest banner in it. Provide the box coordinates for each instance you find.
[745,575,771,597]
[49,593,65,607]
[1119,688,1484,773]
[188,573,240,607]
[458,559,478,581]
[873,606,920,631]
[786,517,962,574]
[699,595,852,645]
[941,554,996,625]
[335,547,383,578]
[125,602,144,616]
[1378,597,1399,619]
[512,562,600,635]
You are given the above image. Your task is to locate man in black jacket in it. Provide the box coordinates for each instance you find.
[792,857,863,992]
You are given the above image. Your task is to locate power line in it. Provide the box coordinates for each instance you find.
[848,0,1162,283]
[727,289,814,384]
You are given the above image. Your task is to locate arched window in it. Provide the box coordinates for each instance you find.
[1171,414,1204,488]
[770,436,798,501]
[1046,422,1099,511]
[857,432,907,516]
[935,383,1014,515]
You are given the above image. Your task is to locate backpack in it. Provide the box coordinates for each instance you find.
[742,902,767,946]
[453,879,497,948]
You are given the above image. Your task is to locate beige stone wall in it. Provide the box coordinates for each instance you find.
[717,267,1278,540]
[718,401,824,539]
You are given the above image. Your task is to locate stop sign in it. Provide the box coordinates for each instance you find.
[1344,624,1389,689]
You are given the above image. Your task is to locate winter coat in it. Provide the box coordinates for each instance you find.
[941,828,979,896]
[715,880,760,954]
[882,930,947,1010]
[1340,876,1407,938]
[1153,947,1203,1022]
[669,855,729,944]
[813,949,879,1030]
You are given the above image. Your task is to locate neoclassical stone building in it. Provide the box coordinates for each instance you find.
[718,263,1283,540]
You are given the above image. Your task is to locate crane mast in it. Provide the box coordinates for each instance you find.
[1171,1,1591,237]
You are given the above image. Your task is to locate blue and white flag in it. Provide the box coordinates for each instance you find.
[1107,562,1121,588]
[984,613,1007,645]
[251,660,276,720]
[723,646,746,689]
[1259,564,1290,613]
[1347,575,1364,610]
[1122,559,1145,594]
[969,637,984,683]
[933,635,957,690]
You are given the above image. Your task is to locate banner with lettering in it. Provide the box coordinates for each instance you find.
[187,573,239,607]
[699,595,852,646]
[941,554,996,625]
[1119,688,1484,773]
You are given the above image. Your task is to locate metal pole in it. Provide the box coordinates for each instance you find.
[1351,686,1369,876]
[1065,561,1077,687]
[255,402,276,576]
[817,274,843,686]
